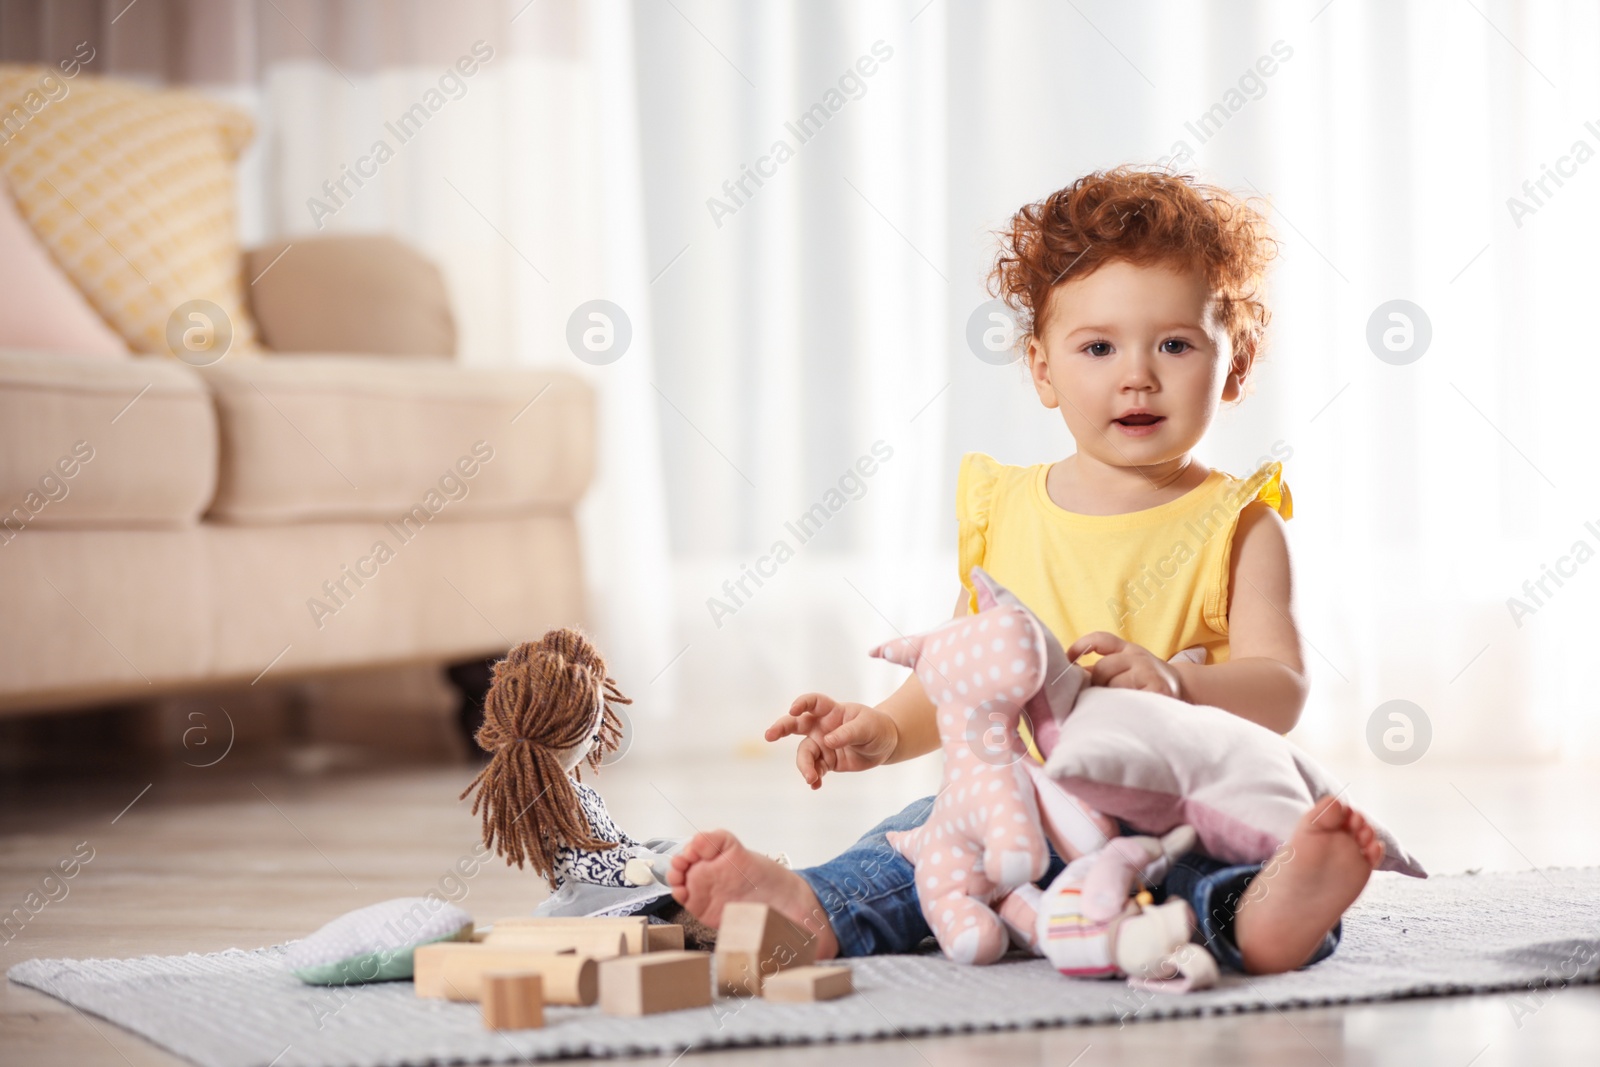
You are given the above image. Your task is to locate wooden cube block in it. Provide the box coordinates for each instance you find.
[488,916,649,954]
[481,972,544,1030]
[714,903,819,996]
[646,924,685,952]
[412,943,599,1005]
[761,965,853,1003]
[599,951,712,1016]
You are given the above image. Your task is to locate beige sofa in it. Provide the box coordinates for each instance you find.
[0,235,594,717]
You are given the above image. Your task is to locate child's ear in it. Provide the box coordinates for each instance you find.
[1221,340,1253,403]
[1028,338,1060,410]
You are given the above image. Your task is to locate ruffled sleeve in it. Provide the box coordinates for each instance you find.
[1254,459,1293,520]
[956,452,1003,613]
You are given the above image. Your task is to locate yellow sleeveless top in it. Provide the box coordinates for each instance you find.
[957,452,1293,757]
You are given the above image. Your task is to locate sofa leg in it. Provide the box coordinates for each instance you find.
[446,656,499,758]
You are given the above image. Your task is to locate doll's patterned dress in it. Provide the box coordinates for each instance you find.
[550,778,642,890]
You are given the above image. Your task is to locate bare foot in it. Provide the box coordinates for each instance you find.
[666,830,839,960]
[1233,795,1385,974]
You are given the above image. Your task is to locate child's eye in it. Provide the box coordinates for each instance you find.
[1161,338,1192,354]
[1083,340,1113,357]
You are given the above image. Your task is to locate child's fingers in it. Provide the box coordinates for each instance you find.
[1085,652,1125,687]
[787,692,833,718]
[764,715,803,742]
[765,709,823,742]
[1066,631,1124,663]
[769,693,836,742]
[796,737,826,787]
[1091,652,1156,690]
[823,716,874,751]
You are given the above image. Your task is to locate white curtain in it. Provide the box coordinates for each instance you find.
[632,0,1600,766]
[631,0,953,755]
[947,0,1600,765]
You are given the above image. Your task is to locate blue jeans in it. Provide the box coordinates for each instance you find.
[795,795,1340,973]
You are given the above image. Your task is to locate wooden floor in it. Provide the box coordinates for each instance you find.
[3,731,1598,1066]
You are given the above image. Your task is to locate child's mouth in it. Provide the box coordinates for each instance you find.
[1114,415,1165,435]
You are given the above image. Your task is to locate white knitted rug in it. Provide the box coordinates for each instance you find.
[9,868,1600,1067]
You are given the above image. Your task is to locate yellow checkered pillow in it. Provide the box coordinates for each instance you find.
[0,66,257,355]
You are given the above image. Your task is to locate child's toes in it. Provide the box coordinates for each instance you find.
[678,830,724,864]
[1307,795,1347,833]
[1339,809,1385,866]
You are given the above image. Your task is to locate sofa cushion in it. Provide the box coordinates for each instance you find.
[0,526,212,708]
[0,349,217,532]
[200,356,594,523]
[205,514,585,681]
[0,66,256,356]
[0,513,586,713]
[245,235,456,358]
[0,176,128,357]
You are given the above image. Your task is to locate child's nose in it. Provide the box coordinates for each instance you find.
[1120,350,1159,388]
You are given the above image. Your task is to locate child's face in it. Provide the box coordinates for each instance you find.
[1026,259,1244,467]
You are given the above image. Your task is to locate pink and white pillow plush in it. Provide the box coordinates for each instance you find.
[967,568,1427,879]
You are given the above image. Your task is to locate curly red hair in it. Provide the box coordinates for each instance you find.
[988,166,1280,382]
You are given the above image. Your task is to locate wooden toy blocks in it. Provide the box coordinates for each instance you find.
[713,902,820,996]
[480,923,628,959]
[481,972,544,1029]
[486,916,649,955]
[484,916,686,955]
[599,951,713,1016]
[412,943,599,1005]
[761,964,853,1003]
[646,923,686,951]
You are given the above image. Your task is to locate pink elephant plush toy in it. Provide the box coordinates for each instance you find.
[871,566,1216,989]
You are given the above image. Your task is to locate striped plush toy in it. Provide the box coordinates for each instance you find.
[1025,827,1217,992]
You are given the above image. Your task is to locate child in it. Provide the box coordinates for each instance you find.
[667,165,1384,976]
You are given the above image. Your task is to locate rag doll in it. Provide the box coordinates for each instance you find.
[458,628,676,893]
[871,568,1215,989]
[457,628,782,945]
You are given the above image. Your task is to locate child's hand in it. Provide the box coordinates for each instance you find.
[1065,632,1187,702]
[764,694,899,789]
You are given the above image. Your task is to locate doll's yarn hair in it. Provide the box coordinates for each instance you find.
[458,627,631,884]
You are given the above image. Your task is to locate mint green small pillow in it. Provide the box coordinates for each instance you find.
[284,897,474,985]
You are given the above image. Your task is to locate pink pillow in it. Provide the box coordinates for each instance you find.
[968,567,1426,878]
[0,177,127,356]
